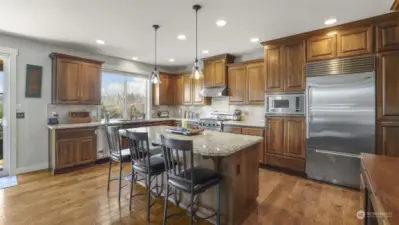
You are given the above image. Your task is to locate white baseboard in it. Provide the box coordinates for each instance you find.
[16,162,49,175]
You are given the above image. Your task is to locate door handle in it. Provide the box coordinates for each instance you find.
[315,149,360,158]
[305,87,310,139]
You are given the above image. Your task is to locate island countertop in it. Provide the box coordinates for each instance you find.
[119,126,263,157]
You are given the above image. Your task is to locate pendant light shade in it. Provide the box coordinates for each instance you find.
[190,4,204,80]
[151,24,162,84]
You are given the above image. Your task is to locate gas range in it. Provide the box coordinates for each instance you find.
[198,118,228,132]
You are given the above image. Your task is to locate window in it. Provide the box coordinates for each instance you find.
[101,71,149,119]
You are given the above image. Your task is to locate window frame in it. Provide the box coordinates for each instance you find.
[101,69,151,120]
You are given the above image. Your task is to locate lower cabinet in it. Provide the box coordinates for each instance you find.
[265,117,306,172]
[223,125,266,163]
[53,127,97,173]
[377,120,399,157]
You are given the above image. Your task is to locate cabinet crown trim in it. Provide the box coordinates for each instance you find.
[227,59,264,67]
[49,52,104,65]
[201,53,235,61]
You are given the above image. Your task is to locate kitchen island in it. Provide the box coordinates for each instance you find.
[120,126,263,225]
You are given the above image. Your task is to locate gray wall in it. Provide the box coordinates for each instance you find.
[0,33,176,173]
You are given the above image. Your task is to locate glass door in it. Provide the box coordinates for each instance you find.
[0,57,8,177]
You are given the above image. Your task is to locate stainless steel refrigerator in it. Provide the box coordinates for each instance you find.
[305,56,375,188]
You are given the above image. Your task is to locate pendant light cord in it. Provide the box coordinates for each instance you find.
[154,26,157,70]
[195,7,198,63]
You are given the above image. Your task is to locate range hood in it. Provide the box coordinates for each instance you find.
[200,86,227,97]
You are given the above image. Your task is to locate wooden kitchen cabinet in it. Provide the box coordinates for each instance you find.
[52,127,97,174]
[377,20,399,52]
[153,73,176,105]
[242,128,265,163]
[50,53,103,105]
[377,50,399,120]
[183,75,193,105]
[247,62,265,103]
[377,121,399,157]
[283,41,305,92]
[228,59,264,104]
[264,46,284,92]
[306,34,337,61]
[192,77,210,105]
[202,54,235,88]
[283,117,305,159]
[337,26,373,57]
[265,117,305,172]
[228,65,247,104]
[174,75,184,105]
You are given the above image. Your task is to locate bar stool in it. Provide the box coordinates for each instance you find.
[125,130,166,222]
[160,135,222,225]
[105,126,131,202]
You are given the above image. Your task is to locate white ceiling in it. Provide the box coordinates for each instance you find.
[0,0,393,66]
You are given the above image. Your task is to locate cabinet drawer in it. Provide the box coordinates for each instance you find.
[242,128,264,136]
[266,153,305,172]
[56,128,96,140]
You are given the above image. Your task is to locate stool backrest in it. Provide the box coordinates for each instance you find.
[105,126,122,157]
[125,130,151,166]
[160,135,194,191]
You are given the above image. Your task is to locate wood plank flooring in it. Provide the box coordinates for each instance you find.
[0,164,361,225]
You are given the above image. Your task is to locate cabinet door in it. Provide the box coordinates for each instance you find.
[174,76,184,105]
[183,75,192,105]
[228,66,247,104]
[377,20,399,52]
[79,63,101,104]
[158,74,170,105]
[283,118,305,159]
[242,128,265,163]
[265,46,283,92]
[266,117,284,155]
[56,139,77,169]
[204,61,214,87]
[231,127,242,134]
[377,121,399,157]
[76,137,96,164]
[55,59,80,104]
[337,26,373,57]
[283,41,305,92]
[247,63,265,104]
[306,34,337,61]
[192,78,204,105]
[377,51,399,120]
[213,59,226,87]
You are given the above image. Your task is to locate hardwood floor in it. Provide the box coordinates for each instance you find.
[1,164,360,225]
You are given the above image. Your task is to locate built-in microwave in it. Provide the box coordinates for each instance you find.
[265,92,305,116]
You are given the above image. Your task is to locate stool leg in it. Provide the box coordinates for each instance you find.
[107,160,112,191]
[162,183,169,225]
[146,174,151,222]
[118,162,123,202]
[216,183,221,225]
[189,194,194,225]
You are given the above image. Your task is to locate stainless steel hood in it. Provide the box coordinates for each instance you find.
[200,86,227,97]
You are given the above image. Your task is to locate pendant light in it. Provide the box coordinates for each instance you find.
[150,24,162,84]
[190,4,204,80]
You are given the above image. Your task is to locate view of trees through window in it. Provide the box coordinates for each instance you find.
[101,71,148,119]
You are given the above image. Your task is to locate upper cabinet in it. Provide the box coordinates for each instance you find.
[192,77,206,105]
[182,75,193,105]
[306,34,337,61]
[264,40,305,93]
[50,53,103,105]
[202,54,235,88]
[392,0,399,10]
[228,60,264,105]
[337,26,373,57]
[153,73,175,106]
[377,20,399,52]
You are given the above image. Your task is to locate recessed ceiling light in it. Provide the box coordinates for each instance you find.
[177,34,186,40]
[250,37,260,43]
[132,57,139,60]
[324,18,337,25]
[169,58,175,62]
[96,40,105,45]
[202,50,209,54]
[216,20,227,27]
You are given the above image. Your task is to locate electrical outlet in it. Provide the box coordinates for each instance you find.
[16,112,25,119]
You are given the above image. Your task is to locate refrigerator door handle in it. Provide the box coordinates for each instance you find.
[305,87,310,139]
[315,149,360,159]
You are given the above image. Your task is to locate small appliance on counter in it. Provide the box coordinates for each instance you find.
[48,112,59,125]
[157,111,169,118]
[68,111,91,124]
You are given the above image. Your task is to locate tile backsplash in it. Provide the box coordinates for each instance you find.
[47,104,99,123]
[153,97,265,122]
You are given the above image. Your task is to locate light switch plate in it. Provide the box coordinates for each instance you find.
[16,112,25,119]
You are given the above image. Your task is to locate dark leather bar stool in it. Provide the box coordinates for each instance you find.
[125,130,166,222]
[160,135,222,225]
[105,126,131,202]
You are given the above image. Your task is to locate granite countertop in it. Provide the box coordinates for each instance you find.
[119,126,262,157]
[223,120,265,128]
[47,118,184,130]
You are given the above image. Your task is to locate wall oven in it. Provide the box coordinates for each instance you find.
[265,92,305,116]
